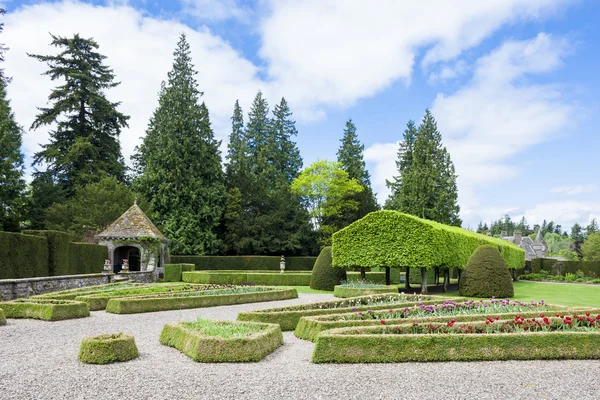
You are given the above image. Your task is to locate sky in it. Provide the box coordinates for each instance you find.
[2,0,599,232]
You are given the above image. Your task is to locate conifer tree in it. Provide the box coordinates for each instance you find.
[0,11,26,231]
[134,34,226,255]
[225,100,248,190]
[271,98,303,184]
[334,119,378,226]
[29,34,128,196]
[385,120,417,210]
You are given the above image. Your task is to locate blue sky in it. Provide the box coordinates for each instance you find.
[2,0,599,230]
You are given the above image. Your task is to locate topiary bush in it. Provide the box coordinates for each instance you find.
[78,333,139,364]
[310,247,346,291]
[459,245,514,298]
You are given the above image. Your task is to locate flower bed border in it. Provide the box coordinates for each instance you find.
[0,298,90,321]
[295,305,580,342]
[312,320,600,363]
[333,285,398,298]
[105,287,298,314]
[78,333,139,364]
[32,283,145,300]
[160,321,282,362]
[236,295,448,331]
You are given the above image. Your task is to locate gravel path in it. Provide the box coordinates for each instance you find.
[1,293,600,400]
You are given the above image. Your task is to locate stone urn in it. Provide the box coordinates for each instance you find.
[103,259,112,274]
[121,259,130,273]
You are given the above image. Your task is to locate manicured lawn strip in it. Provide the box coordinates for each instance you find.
[236,295,452,331]
[333,285,398,298]
[32,283,147,300]
[0,308,5,325]
[105,287,298,314]
[160,320,282,362]
[312,319,600,363]
[1,299,90,321]
[73,284,222,310]
[78,333,139,364]
[295,306,583,342]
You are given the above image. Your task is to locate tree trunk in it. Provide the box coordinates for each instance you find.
[434,267,440,285]
[512,269,518,282]
[442,268,450,292]
[420,267,428,294]
[385,267,391,286]
[360,267,366,281]
[405,267,411,290]
[457,269,462,286]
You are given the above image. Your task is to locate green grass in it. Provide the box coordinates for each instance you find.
[443,281,600,308]
[183,318,266,338]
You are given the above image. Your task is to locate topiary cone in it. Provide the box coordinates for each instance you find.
[310,246,347,291]
[459,245,514,298]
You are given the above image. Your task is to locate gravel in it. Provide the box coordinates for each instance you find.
[1,293,600,400]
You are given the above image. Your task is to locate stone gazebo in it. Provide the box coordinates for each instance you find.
[95,203,168,280]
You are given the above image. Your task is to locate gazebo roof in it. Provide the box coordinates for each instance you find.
[96,204,165,240]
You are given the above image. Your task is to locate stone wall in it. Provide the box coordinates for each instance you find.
[0,273,115,301]
[125,271,154,284]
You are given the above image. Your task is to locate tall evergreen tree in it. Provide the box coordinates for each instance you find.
[333,118,378,227]
[134,34,226,255]
[224,100,248,190]
[0,11,27,231]
[29,34,128,196]
[385,120,417,210]
[386,110,461,226]
[271,98,303,184]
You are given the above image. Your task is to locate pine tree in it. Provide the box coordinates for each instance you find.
[225,100,248,190]
[0,13,26,231]
[271,98,303,184]
[333,118,378,227]
[29,34,128,196]
[386,111,461,226]
[134,34,226,255]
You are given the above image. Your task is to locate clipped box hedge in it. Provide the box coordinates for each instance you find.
[105,287,298,314]
[22,230,72,276]
[1,298,90,321]
[68,242,107,275]
[182,271,312,286]
[294,306,579,342]
[312,319,600,363]
[160,320,282,362]
[333,285,398,298]
[32,283,142,300]
[236,295,446,331]
[332,211,525,270]
[0,308,5,326]
[163,263,195,282]
[170,255,316,271]
[532,258,600,277]
[0,231,49,279]
[78,333,139,364]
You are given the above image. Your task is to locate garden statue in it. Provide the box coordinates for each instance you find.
[280,255,286,274]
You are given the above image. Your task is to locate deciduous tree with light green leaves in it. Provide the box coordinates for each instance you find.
[134,34,225,255]
[582,232,600,262]
[291,160,363,246]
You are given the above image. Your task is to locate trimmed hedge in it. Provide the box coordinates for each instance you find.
[532,258,600,277]
[332,211,525,270]
[1,298,90,321]
[236,295,445,331]
[78,333,139,364]
[23,230,72,276]
[182,271,312,286]
[459,245,514,298]
[169,255,317,271]
[0,308,5,326]
[69,242,107,275]
[333,285,398,298]
[295,306,578,342]
[0,231,49,279]
[310,247,346,291]
[33,283,142,300]
[163,263,195,282]
[160,321,282,362]
[312,320,600,363]
[105,287,298,314]
[74,284,196,310]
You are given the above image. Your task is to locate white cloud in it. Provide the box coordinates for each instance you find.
[180,0,251,23]
[365,33,577,226]
[259,0,567,116]
[550,185,599,196]
[428,60,469,84]
[3,1,265,170]
[522,201,600,230]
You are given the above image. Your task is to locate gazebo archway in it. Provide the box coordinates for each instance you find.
[113,245,141,273]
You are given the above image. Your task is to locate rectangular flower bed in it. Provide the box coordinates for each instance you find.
[294,298,566,341]
[32,283,145,300]
[105,287,298,314]
[0,308,6,325]
[312,313,600,363]
[236,294,448,331]
[160,319,283,362]
[182,271,312,286]
[0,298,90,321]
[333,285,398,298]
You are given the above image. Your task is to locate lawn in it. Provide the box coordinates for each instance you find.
[444,281,600,308]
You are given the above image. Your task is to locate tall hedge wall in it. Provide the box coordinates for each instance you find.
[531,258,600,277]
[0,232,49,279]
[0,231,107,279]
[332,211,525,270]
[169,256,316,271]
